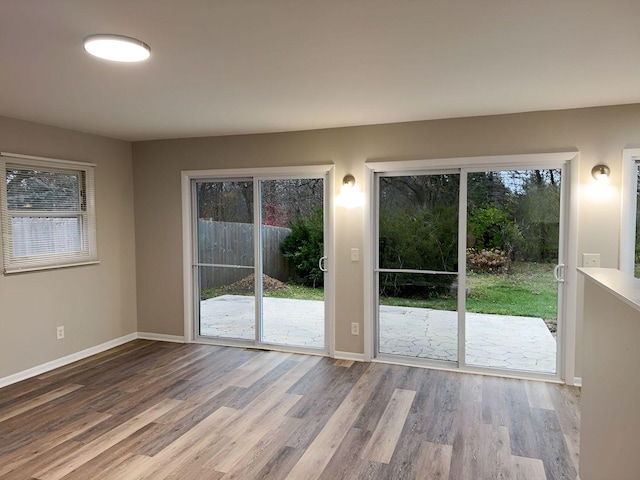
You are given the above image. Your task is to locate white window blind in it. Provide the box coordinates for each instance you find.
[0,152,98,273]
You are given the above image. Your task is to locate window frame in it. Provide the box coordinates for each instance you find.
[620,148,640,276]
[0,152,98,274]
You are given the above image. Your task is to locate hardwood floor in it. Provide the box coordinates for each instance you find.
[0,341,580,479]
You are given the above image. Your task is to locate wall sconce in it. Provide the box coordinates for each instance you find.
[591,164,610,182]
[336,174,364,208]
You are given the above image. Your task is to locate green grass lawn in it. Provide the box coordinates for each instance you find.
[380,262,558,331]
[201,282,325,302]
[201,262,558,331]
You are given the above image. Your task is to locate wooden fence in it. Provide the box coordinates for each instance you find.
[198,219,293,288]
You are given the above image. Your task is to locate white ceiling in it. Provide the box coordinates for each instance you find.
[1,1,640,141]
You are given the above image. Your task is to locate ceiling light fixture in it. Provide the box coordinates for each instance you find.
[83,34,151,62]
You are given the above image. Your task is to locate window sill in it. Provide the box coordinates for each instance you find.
[4,260,100,275]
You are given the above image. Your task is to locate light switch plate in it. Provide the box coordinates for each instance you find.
[350,248,359,262]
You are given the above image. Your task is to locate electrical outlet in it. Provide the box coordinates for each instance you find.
[56,326,65,340]
[350,248,360,262]
[351,322,360,335]
[582,253,601,268]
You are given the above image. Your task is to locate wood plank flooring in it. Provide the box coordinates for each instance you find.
[0,341,580,479]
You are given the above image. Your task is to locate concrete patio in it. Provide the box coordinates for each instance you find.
[200,295,556,374]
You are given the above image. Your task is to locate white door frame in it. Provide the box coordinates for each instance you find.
[364,152,580,384]
[181,165,335,357]
[620,148,640,275]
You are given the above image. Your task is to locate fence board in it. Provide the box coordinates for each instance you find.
[198,220,293,289]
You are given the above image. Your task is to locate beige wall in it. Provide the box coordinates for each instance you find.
[0,116,137,379]
[3,104,636,381]
[132,104,640,373]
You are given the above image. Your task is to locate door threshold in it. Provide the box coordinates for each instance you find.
[192,337,329,358]
[373,355,564,384]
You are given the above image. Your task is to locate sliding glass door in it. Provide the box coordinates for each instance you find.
[196,179,255,341]
[193,174,327,352]
[465,169,561,374]
[260,178,325,348]
[375,165,567,377]
[376,172,460,363]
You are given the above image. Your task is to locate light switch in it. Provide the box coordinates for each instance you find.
[351,248,359,262]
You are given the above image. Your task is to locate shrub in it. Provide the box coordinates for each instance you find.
[467,206,521,260]
[379,205,458,297]
[466,248,510,274]
[281,209,324,287]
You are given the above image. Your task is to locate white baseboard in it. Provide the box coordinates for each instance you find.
[137,332,185,343]
[334,350,365,362]
[0,332,137,388]
[572,377,582,387]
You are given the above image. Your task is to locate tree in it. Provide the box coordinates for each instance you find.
[281,208,324,287]
[196,178,324,226]
[513,170,561,262]
[378,174,460,297]
[6,168,81,210]
[196,181,253,223]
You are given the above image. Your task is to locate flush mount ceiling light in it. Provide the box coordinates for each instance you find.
[83,34,150,62]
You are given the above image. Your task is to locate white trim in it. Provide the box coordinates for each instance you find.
[326,167,337,358]
[373,356,563,383]
[457,169,468,368]
[334,351,366,362]
[191,336,329,357]
[365,151,580,383]
[181,165,335,355]
[248,344,328,357]
[571,376,582,387]
[363,163,374,362]
[254,176,263,347]
[562,155,580,384]
[137,332,185,343]
[620,148,640,274]
[181,172,195,343]
[0,151,96,167]
[181,164,333,180]
[4,260,100,274]
[366,152,577,173]
[1,154,98,273]
[0,333,137,388]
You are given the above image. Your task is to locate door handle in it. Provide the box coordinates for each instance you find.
[319,256,328,272]
[553,264,565,283]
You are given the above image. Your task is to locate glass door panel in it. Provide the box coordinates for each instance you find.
[195,179,255,341]
[377,173,460,363]
[259,178,325,349]
[465,169,561,374]
[379,272,458,361]
[198,265,255,340]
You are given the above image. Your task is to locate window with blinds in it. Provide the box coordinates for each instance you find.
[0,152,98,273]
